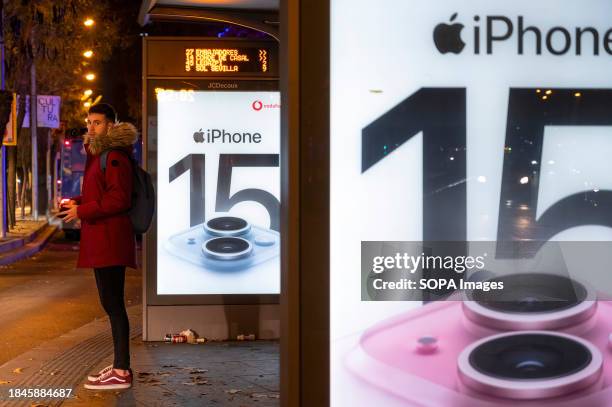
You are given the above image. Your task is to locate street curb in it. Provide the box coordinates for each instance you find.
[0,220,50,254]
[25,220,51,243]
[0,224,59,266]
[0,237,23,254]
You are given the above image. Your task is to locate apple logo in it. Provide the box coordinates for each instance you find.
[433,13,465,54]
[193,128,204,143]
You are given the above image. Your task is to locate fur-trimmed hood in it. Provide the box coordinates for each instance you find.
[85,122,138,155]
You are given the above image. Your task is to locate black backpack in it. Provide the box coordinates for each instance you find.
[100,149,155,234]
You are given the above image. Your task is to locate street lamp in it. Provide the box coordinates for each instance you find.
[80,89,93,101]
[83,50,94,58]
[85,73,96,81]
[84,18,94,27]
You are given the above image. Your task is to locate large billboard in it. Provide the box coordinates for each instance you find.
[331,1,612,405]
[156,89,280,295]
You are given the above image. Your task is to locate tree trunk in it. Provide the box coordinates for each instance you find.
[19,166,26,218]
[7,146,15,228]
[15,89,30,220]
[46,129,50,216]
[15,167,20,210]
[35,126,46,216]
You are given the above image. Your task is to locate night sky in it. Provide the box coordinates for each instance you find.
[100,1,274,127]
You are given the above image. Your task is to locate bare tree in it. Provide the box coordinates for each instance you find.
[1,1,126,224]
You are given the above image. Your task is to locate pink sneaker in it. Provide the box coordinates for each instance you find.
[84,369,132,390]
[87,364,113,382]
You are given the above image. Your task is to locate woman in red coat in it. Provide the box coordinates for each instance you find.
[61,103,137,390]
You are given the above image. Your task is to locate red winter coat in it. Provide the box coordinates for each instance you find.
[72,123,138,269]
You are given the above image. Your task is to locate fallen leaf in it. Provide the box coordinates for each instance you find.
[140,378,160,385]
[182,382,196,386]
[226,389,240,394]
[13,367,24,374]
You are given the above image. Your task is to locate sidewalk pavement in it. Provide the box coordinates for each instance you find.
[0,305,279,407]
[0,216,57,266]
[1,218,47,242]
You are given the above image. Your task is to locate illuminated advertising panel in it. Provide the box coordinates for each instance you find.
[156,88,280,295]
[331,1,612,405]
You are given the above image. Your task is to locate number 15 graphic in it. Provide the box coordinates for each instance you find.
[362,88,612,258]
[169,153,280,231]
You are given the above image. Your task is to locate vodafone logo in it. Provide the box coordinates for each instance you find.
[251,100,280,112]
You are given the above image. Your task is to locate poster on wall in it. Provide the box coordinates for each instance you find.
[21,95,61,129]
[331,1,612,406]
[156,89,280,295]
[2,93,16,146]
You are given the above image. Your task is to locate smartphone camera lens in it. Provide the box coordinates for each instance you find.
[470,333,589,379]
[472,274,587,313]
[463,273,596,330]
[202,237,253,261]
[458,331,602,400]
[204,216,251,237]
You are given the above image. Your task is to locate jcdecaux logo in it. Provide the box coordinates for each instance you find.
[434,12,612,55]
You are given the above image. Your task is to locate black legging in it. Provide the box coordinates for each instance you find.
[94,266,130,370]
